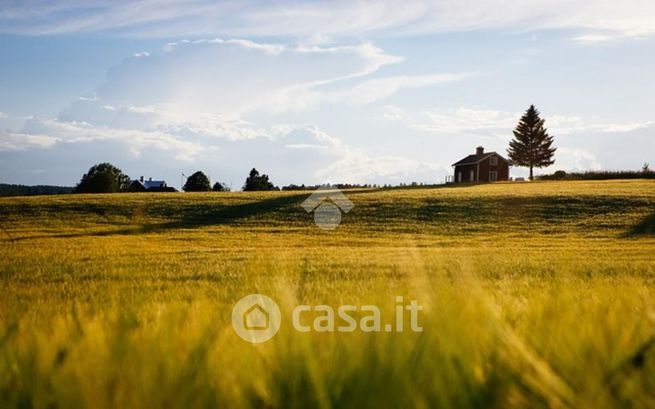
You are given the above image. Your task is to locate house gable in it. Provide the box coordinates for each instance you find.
[452,152,508,167]
[452,147,510,183]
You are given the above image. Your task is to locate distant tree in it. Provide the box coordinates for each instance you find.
[183,171,211,192]
[243,168,277,191]
[74,163,130,193]
[212,182,228,192]
[507,105,556,180]
[643,163,650,173]
[552,170,567,180]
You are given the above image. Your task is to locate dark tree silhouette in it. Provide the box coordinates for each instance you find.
[74,163,130,193]
[507,105,556,180]
[243,168,277,191]
[212,182,227,192]
[183,171,211,192]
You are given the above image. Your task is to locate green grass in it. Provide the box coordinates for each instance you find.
[1,180,655,408]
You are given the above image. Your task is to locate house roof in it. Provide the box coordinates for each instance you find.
[143,180,166,189]
[452,152,507,167]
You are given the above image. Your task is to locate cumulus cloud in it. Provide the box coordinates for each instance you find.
[0,36,455,186]
[100,39,410,117]
[57,38,461,124]
[556,147,602,171]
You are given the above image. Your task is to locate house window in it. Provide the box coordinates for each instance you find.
[457,172,462,183]
[470,170,475,182]
[489,171,498,182]
[489,155,498,166]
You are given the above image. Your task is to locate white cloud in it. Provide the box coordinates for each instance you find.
[572,34,617,44]
[0,130,59,151]
[548,115,655,135]
[556,147,602,171]
[59,38,457,120]
[382,105,405,121]
[570,30,650,44]
[317,150,445,183]
[2,92,445,185]
[163,39,404,83]
[126,105,157,114]
[164,38,285,54]
[132,51,150,57]
[328,74,472,106]
[412,108,517,136]
[292,42,404,80]
[2,1,655,42]
[13,118,204,161]
[410,107,655,137]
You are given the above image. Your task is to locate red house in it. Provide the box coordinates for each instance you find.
[452,146,509,183]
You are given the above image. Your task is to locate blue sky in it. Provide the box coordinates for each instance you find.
[1,1,654,188]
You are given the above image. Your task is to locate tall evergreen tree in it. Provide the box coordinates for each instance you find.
[507,105,556,180]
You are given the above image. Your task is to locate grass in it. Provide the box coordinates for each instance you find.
[1,180,655,408]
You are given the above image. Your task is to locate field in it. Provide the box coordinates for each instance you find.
[1,180,655,408]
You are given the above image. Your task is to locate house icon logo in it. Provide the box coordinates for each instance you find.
[232,294,281,343]
[243,303,269,330]
[301,185,354,230]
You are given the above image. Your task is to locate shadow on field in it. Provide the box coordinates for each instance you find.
[3,189,654,241]
[4,193,309,241]
[627,211,655,236]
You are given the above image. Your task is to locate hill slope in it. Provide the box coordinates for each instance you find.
[0,180,654,408]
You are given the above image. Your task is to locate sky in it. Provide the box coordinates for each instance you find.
[0,0,654,189]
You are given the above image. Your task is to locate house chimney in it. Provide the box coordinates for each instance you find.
[139,176,144,183]
[476,146,484,156]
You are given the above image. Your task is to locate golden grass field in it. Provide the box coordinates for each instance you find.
[1,180,654,408]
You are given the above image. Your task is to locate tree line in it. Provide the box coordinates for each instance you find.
[64,104,648,193]
[72,165,281,193]
[181,168,278,192]
[0,184,72,197]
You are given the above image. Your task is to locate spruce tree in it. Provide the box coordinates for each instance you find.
[507,105,556,180]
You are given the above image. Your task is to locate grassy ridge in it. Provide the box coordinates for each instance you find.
[1,180,655,408]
